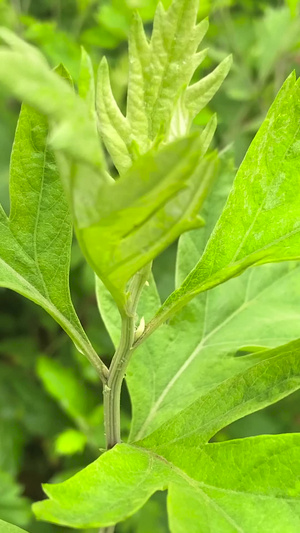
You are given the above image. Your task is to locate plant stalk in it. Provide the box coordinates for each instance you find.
[103,313,135,449]
[103,264,152,450]
[99,266,151,533]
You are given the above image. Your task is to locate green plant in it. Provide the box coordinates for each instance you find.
[1,0,300,531]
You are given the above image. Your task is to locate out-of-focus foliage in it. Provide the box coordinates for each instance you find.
[1,0,300,531]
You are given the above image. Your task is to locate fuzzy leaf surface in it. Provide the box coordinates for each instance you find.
[96,0,231,173]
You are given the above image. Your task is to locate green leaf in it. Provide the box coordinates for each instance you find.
[128,160,300,440]
[0,420,25,477]
[286,0,299,17]
[152,71,300,328]
[33,444,171,528]
[138,338,300,449]
[76,134,217,305]
[54,429,87,456]
[96,272,160,348]
[33,435,300,531]
[96,57,133,174]
[0,471,31,527]
[166,435,300,533]
[96,0,231,173]
[0,28,104,169]
[78,47,96,121]
[0,520,29,533]
[36,357,97,427]
[0,100,103,376]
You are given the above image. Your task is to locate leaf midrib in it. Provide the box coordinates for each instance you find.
[0,253,92,360]
[139,445,299,533]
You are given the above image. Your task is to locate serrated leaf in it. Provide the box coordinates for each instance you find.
[96,0,231,172]
[0,520,28,533]
[128,161,300,441]
[185,55,232,115]
[138,339,300,449]
[33,435,300,531]
[0,101,103,376]
[151,71,300,329]
[76,134,217,304]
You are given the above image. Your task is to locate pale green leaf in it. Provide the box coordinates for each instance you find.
[96,273,160,348]
[76,134,217,304]
[0,102,103,377]
[139,338,300,449]
[128,161,300,441]
[185,55,232,115]
[33,435,300,531]
[0,520,28,533]
[96,0,231,172]
[54,429,87,456]
[0,29,104,170]
[96,57,133,174]
[151,71,300,329]
[36,357,97,426]
[78,47,96,121]
[33,444,171,528]
[166,435,300,533]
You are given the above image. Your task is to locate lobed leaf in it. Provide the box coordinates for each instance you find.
[128,161,300,440]
[0,101,103,376]
[138,338,300,449]
[150,71,300,329]
[166,435,300,533]
[33,434,300,531]
[96,0,231,172]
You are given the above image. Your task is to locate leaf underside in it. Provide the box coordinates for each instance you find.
[96,0,231,174]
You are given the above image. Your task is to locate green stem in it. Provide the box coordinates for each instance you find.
[100,265,151,533]
[104,313,135,449]
[103,264,151,450]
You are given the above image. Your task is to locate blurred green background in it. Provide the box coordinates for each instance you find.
[1,0,300,531]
